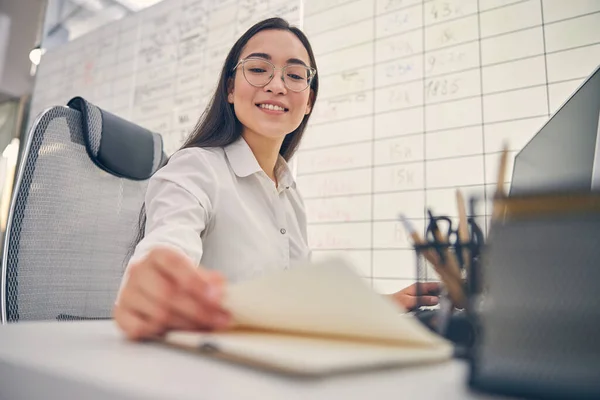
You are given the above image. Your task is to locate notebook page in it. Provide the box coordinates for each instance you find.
[222,257,451,348]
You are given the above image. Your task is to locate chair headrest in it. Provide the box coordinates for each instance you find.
[67,96,166,180]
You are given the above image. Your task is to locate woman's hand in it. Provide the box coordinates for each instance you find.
[388,282,441,311]
[113,247,232,341]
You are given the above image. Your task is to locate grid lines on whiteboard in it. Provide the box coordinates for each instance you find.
[369,0,377,285]
[475,0,487,235]
[30,0,302,155]
[298,0,600,294]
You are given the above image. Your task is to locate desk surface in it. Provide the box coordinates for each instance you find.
[0,321,511,400]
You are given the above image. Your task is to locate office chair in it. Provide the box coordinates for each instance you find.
[0,97,166,323]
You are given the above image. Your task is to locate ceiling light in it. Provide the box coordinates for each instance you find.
[29,46,45,66]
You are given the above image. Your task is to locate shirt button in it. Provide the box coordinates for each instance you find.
[280,228,286,235]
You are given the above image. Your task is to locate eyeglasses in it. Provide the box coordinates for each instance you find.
[232,58,316,92]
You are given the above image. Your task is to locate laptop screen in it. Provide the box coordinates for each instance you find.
[510,65,600,195]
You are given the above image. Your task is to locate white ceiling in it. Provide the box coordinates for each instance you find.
[44,0,164,44]
[0,0,164,100]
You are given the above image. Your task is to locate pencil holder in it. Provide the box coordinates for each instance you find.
[468,191,600,399]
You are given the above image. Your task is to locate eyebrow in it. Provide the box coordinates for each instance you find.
[245,52,309,67]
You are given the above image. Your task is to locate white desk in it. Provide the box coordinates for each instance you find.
[0,321,512,400]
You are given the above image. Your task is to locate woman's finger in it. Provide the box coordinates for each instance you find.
[166,313,204,331]
[402,282,441,296]
[117,247,233,337]
[421,282,442,295]
[418,295,440,306]
[144,248,225,309]
[119,284,172,329]
[132,265,176,306]
[114,304,165,341]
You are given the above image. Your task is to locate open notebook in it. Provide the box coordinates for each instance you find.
[161,257,453,376]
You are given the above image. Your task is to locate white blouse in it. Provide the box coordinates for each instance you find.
[126,137,312,283]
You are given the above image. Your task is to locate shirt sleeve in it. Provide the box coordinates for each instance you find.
[126,148,219,269]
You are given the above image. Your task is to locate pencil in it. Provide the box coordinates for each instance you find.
[455,189,470,274]
[492,143,509,219]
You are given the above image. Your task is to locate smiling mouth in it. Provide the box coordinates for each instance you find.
[256,103,289,112]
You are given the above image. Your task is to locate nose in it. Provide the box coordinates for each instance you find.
[263,68,287,95]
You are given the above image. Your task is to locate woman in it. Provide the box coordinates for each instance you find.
[115,17,440,341]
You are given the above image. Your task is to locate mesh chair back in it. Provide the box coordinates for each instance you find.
[1,100,164,323]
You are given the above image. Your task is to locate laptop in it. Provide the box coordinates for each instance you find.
[510,64,600,195]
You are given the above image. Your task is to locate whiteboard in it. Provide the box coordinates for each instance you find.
[296,0,600,293]
[30,0,301,156]
[28,0,600,294]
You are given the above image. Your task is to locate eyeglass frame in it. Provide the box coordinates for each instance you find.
[231,57,317,92]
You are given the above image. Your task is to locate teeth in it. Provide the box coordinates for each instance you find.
[259,104,285,111]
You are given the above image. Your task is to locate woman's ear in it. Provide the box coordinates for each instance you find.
[227,78,234,104]
[305,89,315,115]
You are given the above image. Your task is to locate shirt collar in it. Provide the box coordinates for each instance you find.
[275,155,296,190]
[224,137,296,189]
[224,137,262,178]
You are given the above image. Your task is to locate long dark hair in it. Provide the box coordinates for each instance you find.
[127,17,319,262]
[182,17,319,160]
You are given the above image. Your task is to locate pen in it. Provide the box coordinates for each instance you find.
[426,209,446,263]
[398,214,439,266]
